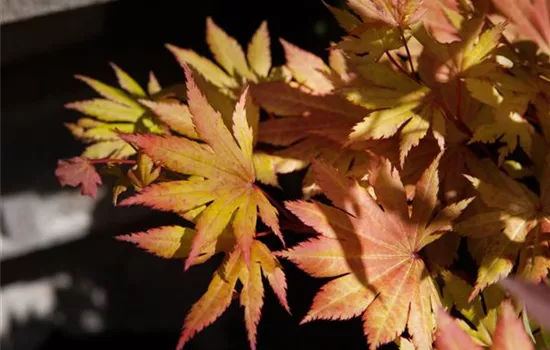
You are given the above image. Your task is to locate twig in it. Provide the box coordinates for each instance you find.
[385,51,409,77]
[400,29,416,78]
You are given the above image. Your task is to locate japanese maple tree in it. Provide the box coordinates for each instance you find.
[56,0,550,349]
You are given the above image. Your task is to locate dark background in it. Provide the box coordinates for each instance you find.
[1,0,382,349]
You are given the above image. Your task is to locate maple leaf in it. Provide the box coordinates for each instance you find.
[440,270,507,346]
[435,300,535,350]
[328,0,424,64]
[119,67,282,268]
[166,18,280,96]
[346,0,426,28]
[279,39,339,94]
[422,0,465,43]
[455,154,550,298]
[55,156,102,198]
[126,153,161,191]
[414,15,506,81]
[463,62,543,164]
[325,2,362,32]
[491,0,550,57]
[117,225,289,350]
[344,61,445,166]
[279,155,472,348]
[251,80,398,197]
[66,63,167,159]
[116,225,232,264]
[175,242,289,350]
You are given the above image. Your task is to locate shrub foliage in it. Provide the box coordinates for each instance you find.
[56,0,550,349]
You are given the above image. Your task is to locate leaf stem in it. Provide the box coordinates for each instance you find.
[400,28,416,79]
[89,158,136,165]
[385,51,409,77]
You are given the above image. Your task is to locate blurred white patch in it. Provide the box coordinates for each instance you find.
[1,189,105,260]
[79,310,104,333]
[90,288,107,308]
[1,0,114,24]
[0,279,56,337]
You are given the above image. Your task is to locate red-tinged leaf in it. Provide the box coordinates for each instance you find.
[232,87,254,163]
[177,250,243,350]
[346,0,425,27]
[422,0,463,43]
[301,273,374,323]
[250,81,368,119]
[175,242,288,349]
[184,66,254,179]
[280,39,334,93]
[233,192,258,266]
[500,277,550,332]
[253,241,290,313]
[239,258,264,350]
[259,113,356,146]
[140,99,198,139]
[286,200,353,239]
[408,276,440,350]
[280,156,469,348]
[491,0,550,55]
[147,71,161,95]
[55,157,102,198]
[121,69,281,271]
[435,309,483,350]
[247,21,271,78]
[491,300,535,350]
[120,134,233,178]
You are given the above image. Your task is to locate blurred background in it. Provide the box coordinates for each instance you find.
[1,0,376,349]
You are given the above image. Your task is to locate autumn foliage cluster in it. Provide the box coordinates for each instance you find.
[55,0,550,349]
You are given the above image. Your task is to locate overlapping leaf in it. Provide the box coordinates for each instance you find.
[167,17,280,95]
[279,155,472,349]
[491,0,550,57]
[120,67,283,268]
[436,300,535,350]
[251,80,387,196]
[344,61,445,166]
[456,154,550,297]
[66,64,167,159]
[117,227,288,350]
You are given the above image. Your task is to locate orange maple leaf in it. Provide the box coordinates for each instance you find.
[119,66,282,268]
[117,226,289,350]
[279,155,472,349]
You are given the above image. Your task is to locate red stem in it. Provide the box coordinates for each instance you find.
[89,158,136,165]
[385,51,410,77]
[400,28,416,79]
